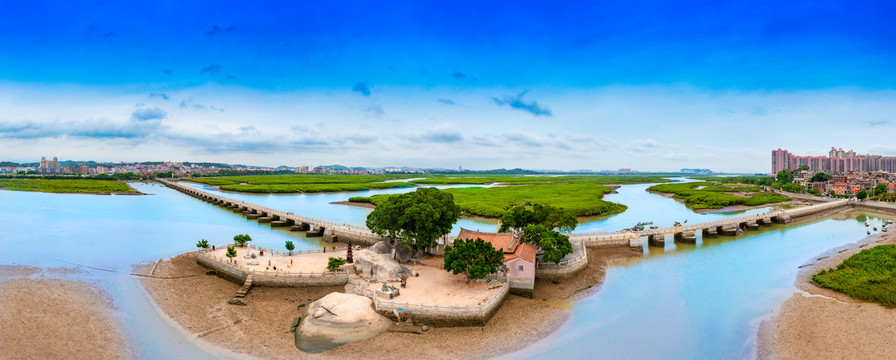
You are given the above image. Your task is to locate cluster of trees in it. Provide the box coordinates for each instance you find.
[366,187,461,251]
[365,187,579,283]
[499,204,576,263]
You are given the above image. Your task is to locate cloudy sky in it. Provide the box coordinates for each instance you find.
[1,1,894,172]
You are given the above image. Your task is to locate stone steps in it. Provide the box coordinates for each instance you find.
[233,274,254,299]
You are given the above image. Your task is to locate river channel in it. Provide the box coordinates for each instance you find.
[0,180,889,359]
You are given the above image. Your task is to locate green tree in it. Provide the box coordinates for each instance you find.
[829,190,835,196]
[225,245,237,260]
[285,240,295,255]
[196,239,210,249]
[499,203,577,233]
[810,172,832,182]
[443,238,505,284]
[796,165,810,171]
[874,184,888,196]
[856,190,868,200]
[521,224,574,263]
[365,187,461,251]
[233,234,252,247]
[776,169,794,184]
[780,183,806,193]
[327,257,347,272]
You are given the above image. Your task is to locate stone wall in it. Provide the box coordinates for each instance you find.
[197,251,348,287]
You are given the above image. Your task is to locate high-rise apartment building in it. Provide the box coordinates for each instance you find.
[772,147,896,174]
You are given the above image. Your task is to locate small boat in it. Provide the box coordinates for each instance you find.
[883,228,888,232]
[873,227,878,231]
[868,231,872,235]
[684,220,688,224]
[865,222,870,227]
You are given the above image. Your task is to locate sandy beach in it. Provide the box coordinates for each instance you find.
[140,247,642,359]
[0,266,131,360]
[757,229,896,359]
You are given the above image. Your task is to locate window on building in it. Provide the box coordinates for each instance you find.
[518,265,524,272]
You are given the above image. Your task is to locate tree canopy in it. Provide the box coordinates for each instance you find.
[365,187,461,251]
[776,169,794,184]
[327,257,346,272]
[225,245,237,259]
[233,234,252,247]
[443,237,505,284]
[796,165,810,171]
[521,224,574,263]
[874,184,888,196]
[196,239,209,249]
[499,203,577,233]
[810,172,832,183]
[857,190,868,200]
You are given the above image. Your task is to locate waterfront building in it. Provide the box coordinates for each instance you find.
[455,228,536,291]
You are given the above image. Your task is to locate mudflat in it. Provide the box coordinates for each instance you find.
[0,275,130,360]
[757,231,896,359]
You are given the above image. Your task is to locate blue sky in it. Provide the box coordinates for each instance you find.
[1,1,895,172]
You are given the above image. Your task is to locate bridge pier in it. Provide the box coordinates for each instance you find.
[757,217,773,226]
[270,220,289,227]
[674,230,697,244]
[772,214,791,224]
[307,226,325,237]
[702,227,718,238]
[291,222,310,232]
[648,234,665,247]
[258,216,274,223]
[719,224,741,236]
[246,211,261,219]
[743,220,759,231]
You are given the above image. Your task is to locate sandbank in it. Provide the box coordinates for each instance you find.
[757,229,896,359]
[0,271,130,360]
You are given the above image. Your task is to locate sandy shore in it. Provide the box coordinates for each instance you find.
[140,247,642,359]
[0,268,130,360]
[757,230,896,359]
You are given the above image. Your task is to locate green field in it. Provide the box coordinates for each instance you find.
[187,174,419,193]
[813,245,896,308]
[411,174,671,185]
[0,178,134,194]
[647,182,789,209]
[185,173,668,194]
[351,182,627,218]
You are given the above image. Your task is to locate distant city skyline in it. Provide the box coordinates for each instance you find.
[1,1,895,172]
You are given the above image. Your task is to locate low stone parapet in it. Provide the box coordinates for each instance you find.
[365,280,510,327]
[197,250,348,287]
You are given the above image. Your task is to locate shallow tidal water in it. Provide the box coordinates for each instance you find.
[0,180,887,359]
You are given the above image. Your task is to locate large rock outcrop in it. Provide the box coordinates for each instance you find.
[353,249,411,282]
[294,292,390,353]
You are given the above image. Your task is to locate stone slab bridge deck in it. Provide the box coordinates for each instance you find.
[160,179,851,251]
[159,179,383,245]
[570,199,851,248]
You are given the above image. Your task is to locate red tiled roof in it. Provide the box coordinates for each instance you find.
[456,228,519,254]
[506,243,537,264]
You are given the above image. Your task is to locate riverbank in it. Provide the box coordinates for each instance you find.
[757,229,896,359]
[140,247,642,359]
[0,266,131,359]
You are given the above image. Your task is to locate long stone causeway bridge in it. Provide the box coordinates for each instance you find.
[160,179,853,250]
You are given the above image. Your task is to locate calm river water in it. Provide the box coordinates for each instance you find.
[0,180,888,359]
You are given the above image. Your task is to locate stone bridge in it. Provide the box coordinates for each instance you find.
[160,180,384,245]
[571,199,850,247]
[161,179,851,250]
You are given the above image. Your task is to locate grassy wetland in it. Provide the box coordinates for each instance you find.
[647,181,790,210]
[812,244,896,308]
[0,178,135,194]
